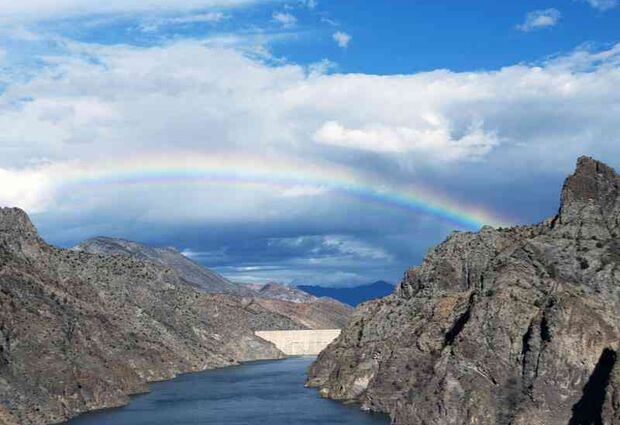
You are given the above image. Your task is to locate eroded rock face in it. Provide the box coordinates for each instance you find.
[0,208,296,425]
[307,157,620,425]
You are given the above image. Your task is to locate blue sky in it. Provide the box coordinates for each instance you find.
[0,0,619,286]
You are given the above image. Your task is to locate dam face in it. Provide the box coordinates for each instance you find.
[255,329,341,355]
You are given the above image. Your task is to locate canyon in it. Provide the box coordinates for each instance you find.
[0,209,350,425]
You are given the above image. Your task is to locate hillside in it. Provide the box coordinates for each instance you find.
[73,237,251,295]
[0,209,301,425]
[72,242,352,331]
[307,157,620,425]
[249,282,317,303]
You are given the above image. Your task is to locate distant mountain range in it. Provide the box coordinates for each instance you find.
[297,281,395,306]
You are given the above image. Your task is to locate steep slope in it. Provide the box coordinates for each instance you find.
[241,282,352,329]
[0,209,300,425]
[298,281,395,306]
[307,157,620,425]
[251,282,317,303]
[73,237,251,295]
[252,297,353,329]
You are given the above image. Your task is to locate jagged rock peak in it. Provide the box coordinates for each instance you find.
[0,207,37,234]
[561,156,618,208]
[0,207,44,250]
[557,156,619,238]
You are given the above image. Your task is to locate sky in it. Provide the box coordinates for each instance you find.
[0,0,618,286]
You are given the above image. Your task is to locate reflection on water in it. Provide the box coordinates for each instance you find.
[66,356,389,425]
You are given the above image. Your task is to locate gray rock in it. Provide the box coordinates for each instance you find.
[307,157,620,425]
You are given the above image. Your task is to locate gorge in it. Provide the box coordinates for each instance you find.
[0,208,351,425]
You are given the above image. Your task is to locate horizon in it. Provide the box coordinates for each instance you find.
[1,0,619,286]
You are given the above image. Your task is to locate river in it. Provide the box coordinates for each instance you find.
[65,356,390,425]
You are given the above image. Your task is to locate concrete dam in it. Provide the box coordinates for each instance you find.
[255,329,341,355]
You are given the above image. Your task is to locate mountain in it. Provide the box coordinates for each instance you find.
[251,296,353,329]
[73,237,252,295]
[241,282,353,329]
[307,157,620,425]
[248,282,317,303]
[298,281,395,306]
[0,208,303,425]
[72,242,352,330]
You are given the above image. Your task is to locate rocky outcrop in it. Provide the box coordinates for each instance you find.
[242,282,353,329]
[0,209,299,425]
[307,157,620,425]
[73,237,252,295]
[253,297,353,330]
[249,282,318,304]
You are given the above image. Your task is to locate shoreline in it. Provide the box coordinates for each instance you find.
[61,356,390,425]
[59,353,299,424]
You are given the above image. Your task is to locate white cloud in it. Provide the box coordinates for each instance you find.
[0,0,260,20]
[305,0,318,9]
[581,0,618,10]
[140,12,227,32]
[313,121,498,160]
[517,9,561,32]
[321,235,392,261]
[333,31,351,48]
[272,11,297,28]
[0,40,619,221]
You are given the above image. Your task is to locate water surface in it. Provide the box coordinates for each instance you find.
[66,356,389,425]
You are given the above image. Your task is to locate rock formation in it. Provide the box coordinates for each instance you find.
[252,297,352,330]
[0,209,299,425]
[307,157,620,425]
[248,282,318,304]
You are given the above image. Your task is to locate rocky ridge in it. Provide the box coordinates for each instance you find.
[252,296,353,330]
[0,209,300,425]
[248,282,318,303]
[307,157,620,425]
[242,282,353,329]
[73,237,252,295]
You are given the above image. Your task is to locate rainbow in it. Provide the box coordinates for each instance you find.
[57,152,510,230]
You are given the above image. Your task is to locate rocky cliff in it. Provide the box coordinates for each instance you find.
[0,209,300,425]
[307,157,620,425]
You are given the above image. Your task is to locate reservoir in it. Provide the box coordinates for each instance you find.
[65,357,389,425]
